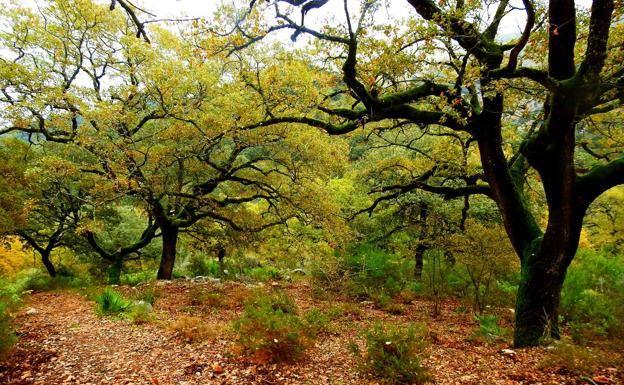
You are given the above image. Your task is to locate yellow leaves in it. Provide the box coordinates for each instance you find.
[0,237,30,277]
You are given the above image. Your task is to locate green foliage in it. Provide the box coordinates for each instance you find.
[247,266,283,282]
[311,244,410,300]
[133,287,159,306]
[560,250,624,341]
[539,341,607,374]
[0,301,16,356]
[233,290,315,362]
[127,301,153,324]
[95,288,130,315]
[183,254,221,277]
[302,308,332,335]
[120,271,155,286]
[351,322,429,385]
[471,314,510,343]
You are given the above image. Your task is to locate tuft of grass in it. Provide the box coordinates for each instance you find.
[351,322,430,385]
[95,288,130,315]
[169,315,226,343]
[127,301,153,324]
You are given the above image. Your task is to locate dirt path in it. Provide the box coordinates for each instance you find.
[0,282,621,385]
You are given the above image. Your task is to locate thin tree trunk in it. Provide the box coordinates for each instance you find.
[157,226,179,280]
[414,243,426,280]
[217,246,225,276]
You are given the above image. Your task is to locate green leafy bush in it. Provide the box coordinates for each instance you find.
[233,290,314,362]
[0,302,17,356]
[247,266,283,282]
[471,314,510,343]
[311,244,410,300]
[95,288,130,315]
[560,250,624,341]
[133,287,159,306]
[120,271,155,286]
[351,322,429,384]
[539,341,607,374]
[127,301,153,324]
[184,254,220,277]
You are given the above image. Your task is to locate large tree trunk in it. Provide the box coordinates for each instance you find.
[108,256,123,285]
[514,254,566,347]
[41,251,56,277]
[157,226,179,280]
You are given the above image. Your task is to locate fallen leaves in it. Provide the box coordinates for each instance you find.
[0,282,621,385]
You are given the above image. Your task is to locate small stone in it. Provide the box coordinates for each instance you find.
[26,308,38,315]
[500,348,516,356]
[212,363,223,374]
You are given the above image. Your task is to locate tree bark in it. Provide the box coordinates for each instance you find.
[108,256,123,285]
[514,253,567,347]
[157,225,179,280]
[414,243,426,281]
[217,245,226,276]
[41,250,57,277]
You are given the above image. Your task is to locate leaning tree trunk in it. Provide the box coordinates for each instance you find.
[157,226,179,280]
[41,250,57,277]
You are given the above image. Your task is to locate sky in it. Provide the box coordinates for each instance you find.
[142,0,593,37]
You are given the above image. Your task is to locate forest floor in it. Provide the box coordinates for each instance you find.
[0,279,621,385]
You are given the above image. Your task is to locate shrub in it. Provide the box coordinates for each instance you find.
[133,287,159,306]
[351,322,429,384]
[188,286,225,308]
[127,301,153,324]
[247,266,283,282]
[539,341,606,374]
[120,271,155,286]
[233,291,313,362]
[0,302,16,356]
[311,244,410,301]
[471,314,510,343]
[184,254,220,277]
[560,250,624,341]
[170,315,225,343]
[95,288,130,315]
[303,308,331,335]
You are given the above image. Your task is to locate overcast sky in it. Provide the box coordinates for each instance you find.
[145,0,593,37]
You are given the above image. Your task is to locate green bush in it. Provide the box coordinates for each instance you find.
[184,254,220,277]
[539,341,607,374]
[471,314,510,343]
[351,322,429,385]
[127,301,153,324]
[233,290,314,362]
[120,271,155,286]
[303,308,331,335]
[311,244,410,300]
[133,287,159,306]
[0,302,17,356]
[247,266,283,282]
[560,250,624,341]
[95,288,130,315]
